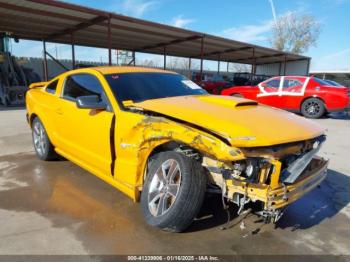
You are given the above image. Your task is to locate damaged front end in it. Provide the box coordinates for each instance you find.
[203,135,328,223]
[121,104,328,223]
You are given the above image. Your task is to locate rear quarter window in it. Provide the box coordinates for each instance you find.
[46,80,58,94]
[313,77,333,86]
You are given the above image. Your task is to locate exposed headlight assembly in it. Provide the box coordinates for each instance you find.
[232,158,263,182]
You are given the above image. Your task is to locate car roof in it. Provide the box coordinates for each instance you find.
[91,66,177,75]
[272,76,308,79]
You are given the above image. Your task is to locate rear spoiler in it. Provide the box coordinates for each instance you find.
[29,81,48,89]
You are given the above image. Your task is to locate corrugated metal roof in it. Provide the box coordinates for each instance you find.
[0,0,309,65]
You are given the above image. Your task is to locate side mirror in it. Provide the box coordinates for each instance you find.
[76,95,106,110]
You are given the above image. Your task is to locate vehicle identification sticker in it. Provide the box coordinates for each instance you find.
[182,80,202,89]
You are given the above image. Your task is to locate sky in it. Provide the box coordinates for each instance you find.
[10,0,350,71]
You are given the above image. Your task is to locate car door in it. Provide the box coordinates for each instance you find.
[280,77,306,110]
[256,77,283,108]
[55,72,115,177]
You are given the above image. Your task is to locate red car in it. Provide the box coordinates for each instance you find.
[221,76,350,118]
[193,73,228,94]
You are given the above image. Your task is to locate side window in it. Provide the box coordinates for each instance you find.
[266,79,280,88]
[282,78,304,93]
[62,74,104,101]
[262,79,280,93]
[46,80,58,94]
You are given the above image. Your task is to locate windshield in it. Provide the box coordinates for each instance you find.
[105,72,207,103]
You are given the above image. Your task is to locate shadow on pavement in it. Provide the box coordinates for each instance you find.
[327,111,350,120]
[187,194,240,232]
[0,105,25,111]
[276,169,350,230]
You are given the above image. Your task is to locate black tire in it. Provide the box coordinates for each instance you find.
[31,117,58,161]
[301,98,326,119]
[141,151,207,232]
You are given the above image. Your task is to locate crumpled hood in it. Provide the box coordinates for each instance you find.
[133,95,325,147]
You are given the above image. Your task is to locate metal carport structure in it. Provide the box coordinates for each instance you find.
[0,0,310,80]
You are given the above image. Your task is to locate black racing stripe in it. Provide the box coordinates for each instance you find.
[110,115,116,176]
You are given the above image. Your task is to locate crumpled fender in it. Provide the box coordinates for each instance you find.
[135,116,244,160]
[116,115,245,189]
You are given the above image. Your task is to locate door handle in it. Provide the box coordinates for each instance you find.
[56,108,63,115]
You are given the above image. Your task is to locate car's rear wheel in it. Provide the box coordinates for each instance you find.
[301,98,326,119]
[32,117,58,160]
[141,151,206,232]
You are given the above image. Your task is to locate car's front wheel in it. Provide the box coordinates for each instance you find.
[32,117,58,161]
[141,151,206,232]
[301,98,326,118]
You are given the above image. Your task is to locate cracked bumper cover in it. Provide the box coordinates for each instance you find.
[267,157,328,210]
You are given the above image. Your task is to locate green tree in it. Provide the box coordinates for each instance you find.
[271,11,321,54]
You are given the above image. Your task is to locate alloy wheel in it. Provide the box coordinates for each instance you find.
[305,101,320,116]
[148,159,182,217]
[33,121,47,156]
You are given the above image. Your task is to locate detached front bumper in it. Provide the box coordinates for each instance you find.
[267,157,328,210]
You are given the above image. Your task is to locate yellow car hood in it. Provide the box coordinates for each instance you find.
[133,95,325,147]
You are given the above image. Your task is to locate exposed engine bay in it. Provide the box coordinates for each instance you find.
[202,135,328,223]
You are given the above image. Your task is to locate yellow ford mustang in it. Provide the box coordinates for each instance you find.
[26,66,328,232]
